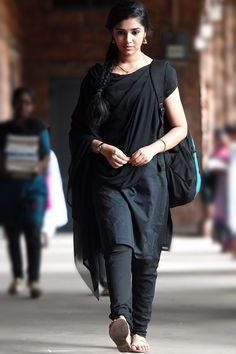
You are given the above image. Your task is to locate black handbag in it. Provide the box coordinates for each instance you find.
[150,60,201,208]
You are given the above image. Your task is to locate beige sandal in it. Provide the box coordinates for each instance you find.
[130,334,150,353]
[109,315,131,352]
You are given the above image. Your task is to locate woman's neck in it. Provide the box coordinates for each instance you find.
[118,51,144,64]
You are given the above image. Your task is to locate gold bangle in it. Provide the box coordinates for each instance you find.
[160,138,166,152]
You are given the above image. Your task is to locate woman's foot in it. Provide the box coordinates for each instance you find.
[109,315,131,352]
[8,278,23,295]
[130,334,150,353]
[28,282,42,299]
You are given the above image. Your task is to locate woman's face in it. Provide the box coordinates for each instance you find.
[112,17,146,57]
[13,93,34,120]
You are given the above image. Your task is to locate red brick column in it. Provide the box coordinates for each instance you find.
[0,0,23,121]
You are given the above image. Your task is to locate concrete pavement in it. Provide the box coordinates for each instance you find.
[0,233,236,354]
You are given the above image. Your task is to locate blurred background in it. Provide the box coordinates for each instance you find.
[1,0,235,234]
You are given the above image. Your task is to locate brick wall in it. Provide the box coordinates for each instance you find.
[0,1,23,121]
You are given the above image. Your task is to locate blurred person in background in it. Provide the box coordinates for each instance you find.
[201,128,227,238]
[68,1,188,352]
[41,149,68,248]
[205,127,231,252]
[200,166,216,238]
[0,87,50,298]
[226,124,236,258]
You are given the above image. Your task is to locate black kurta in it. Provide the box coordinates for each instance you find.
[68,60,178,298]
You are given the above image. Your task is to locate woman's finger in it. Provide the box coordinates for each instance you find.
[130,153,144,164]
[114,157,128,165]
[112,153,129,164]
[115,153,130,162]
[129,150,143,163]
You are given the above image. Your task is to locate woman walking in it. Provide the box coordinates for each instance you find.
[69,1,187,352]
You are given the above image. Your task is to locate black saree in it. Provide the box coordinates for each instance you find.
[68,61,177,298]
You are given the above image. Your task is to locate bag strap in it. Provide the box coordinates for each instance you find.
[150,59,168,127]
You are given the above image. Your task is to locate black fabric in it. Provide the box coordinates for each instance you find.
[68,62,177,298]
[92,162,169,258]
[105,245,133,326]
[131,255,160,337]
[104,244,160,337]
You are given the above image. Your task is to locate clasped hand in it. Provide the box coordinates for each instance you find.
[101,144,155,169]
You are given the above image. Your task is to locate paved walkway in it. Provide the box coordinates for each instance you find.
[0,233,236,354]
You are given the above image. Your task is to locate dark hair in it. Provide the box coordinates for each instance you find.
[12,86,36,106]
[87,1,151,127]
[105,1,151,34]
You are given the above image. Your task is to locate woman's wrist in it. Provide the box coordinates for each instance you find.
[91,139,107,154]
[97,142,105,154]
[149,139,167,155]
[159,138,166,152]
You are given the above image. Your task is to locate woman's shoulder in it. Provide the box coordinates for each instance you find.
[152,58,176,70]
[151,59,178,98]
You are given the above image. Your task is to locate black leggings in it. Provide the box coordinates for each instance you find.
[5,223,42,283]
[104,245,160,337]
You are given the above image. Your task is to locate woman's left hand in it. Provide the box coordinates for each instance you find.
[129,145,155,167]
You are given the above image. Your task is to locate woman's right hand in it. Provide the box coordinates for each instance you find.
[101,144,130,169]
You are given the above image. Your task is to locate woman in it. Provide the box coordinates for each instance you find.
[0,87,50,298]
[69,1,187,352]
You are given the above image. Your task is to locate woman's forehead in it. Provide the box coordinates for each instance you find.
[114,17,143,30]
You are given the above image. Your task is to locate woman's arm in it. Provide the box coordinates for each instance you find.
[129,87,188,166]
[160,87,188,149]
[34,155,50,175]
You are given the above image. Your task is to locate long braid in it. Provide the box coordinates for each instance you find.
[86,45,117,128]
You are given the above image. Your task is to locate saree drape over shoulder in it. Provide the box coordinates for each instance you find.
[68,61,178,298]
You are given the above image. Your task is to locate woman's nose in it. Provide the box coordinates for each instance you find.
[126,33,132,43]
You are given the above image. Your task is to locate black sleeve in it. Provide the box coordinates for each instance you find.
[164,62,178,99]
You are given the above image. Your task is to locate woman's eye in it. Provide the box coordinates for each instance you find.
[116,30,140,36]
